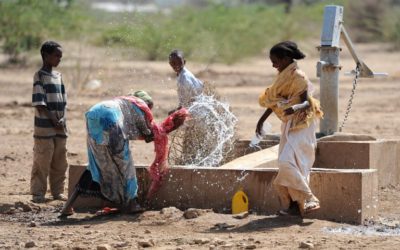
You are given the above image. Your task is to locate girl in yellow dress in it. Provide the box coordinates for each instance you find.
[257,41,323,216]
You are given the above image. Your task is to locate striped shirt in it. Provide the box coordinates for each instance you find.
[32,69,67,138]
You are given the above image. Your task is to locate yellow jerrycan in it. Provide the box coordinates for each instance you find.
[231,188,249,214]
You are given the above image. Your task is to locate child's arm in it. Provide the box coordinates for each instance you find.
[256,108,273,135]
[284,91,310,115]
[35,106,61,128]
[168,106,182,115]
[58,77,67,128]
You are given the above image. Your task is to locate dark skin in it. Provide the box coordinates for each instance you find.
[256,54,309,135]
[37,47,65,129]
[168,54,186,114]
[169,54,185,75]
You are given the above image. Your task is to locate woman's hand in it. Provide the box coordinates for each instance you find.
[256,121,264,135]
[144,133,154,143]
[256,108,272,135]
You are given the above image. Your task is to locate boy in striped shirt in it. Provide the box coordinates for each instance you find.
[31,41,68,203]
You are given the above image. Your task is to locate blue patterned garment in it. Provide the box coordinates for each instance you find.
[84,98,151,204]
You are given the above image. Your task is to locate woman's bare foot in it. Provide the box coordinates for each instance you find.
[304,200,320,214]
[58,207,74,219]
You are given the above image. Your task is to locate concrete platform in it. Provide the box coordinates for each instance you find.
[68,164,378,224]
[229,138,400,188]
[219,145,279,169]
[314,139,400,187]
[220,139,278,166]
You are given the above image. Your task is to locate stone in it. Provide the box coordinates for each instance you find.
[245,245,257,249]
[299,241,314,249]
[138,240,154,248]
[15,202,32,212]
[61,233,74,236]
[155,220,167,225]
[52,242,63,248]
[96,244,112,250]
[161,206,182,215]
[6,208,16,214]
[193,238,210,245]
[183,208,202,219]
[24,241,36,248]
[212,238,226,245]
[114,241,128,248]
[212,223,235,230]
[72,246,87,250]
[233,211,249,219]
[29,221,36,227]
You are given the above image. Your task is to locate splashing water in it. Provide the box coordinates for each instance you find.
[324,219,400,236]
[169,94,237,167]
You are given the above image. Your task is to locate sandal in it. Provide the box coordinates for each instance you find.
[277,201,301,217]
[304,200,320,214]
[277,209,290,216]
[95,207,119,216]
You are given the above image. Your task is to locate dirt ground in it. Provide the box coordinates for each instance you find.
[1,42,400,249]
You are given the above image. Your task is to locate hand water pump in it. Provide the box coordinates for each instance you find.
[317,5,387,136]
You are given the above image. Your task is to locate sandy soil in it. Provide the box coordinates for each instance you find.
[1,42,400,249]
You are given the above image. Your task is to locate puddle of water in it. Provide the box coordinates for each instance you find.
[324,219,400,236]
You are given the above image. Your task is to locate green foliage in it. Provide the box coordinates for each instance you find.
[0,0,87,63]
[381,4,400,49]
[100,3,329,64]
[2,0,400,64]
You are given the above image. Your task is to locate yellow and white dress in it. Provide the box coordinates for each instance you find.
[259,62,323,213]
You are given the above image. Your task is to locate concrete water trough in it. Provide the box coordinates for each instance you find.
[68,135,400,224]
[69,164,377,224]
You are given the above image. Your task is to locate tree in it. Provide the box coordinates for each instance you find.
[0,0,80,63]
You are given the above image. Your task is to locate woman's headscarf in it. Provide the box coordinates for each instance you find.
[132,90,153,108]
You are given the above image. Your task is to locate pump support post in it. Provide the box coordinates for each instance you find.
[317,5,343,135]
